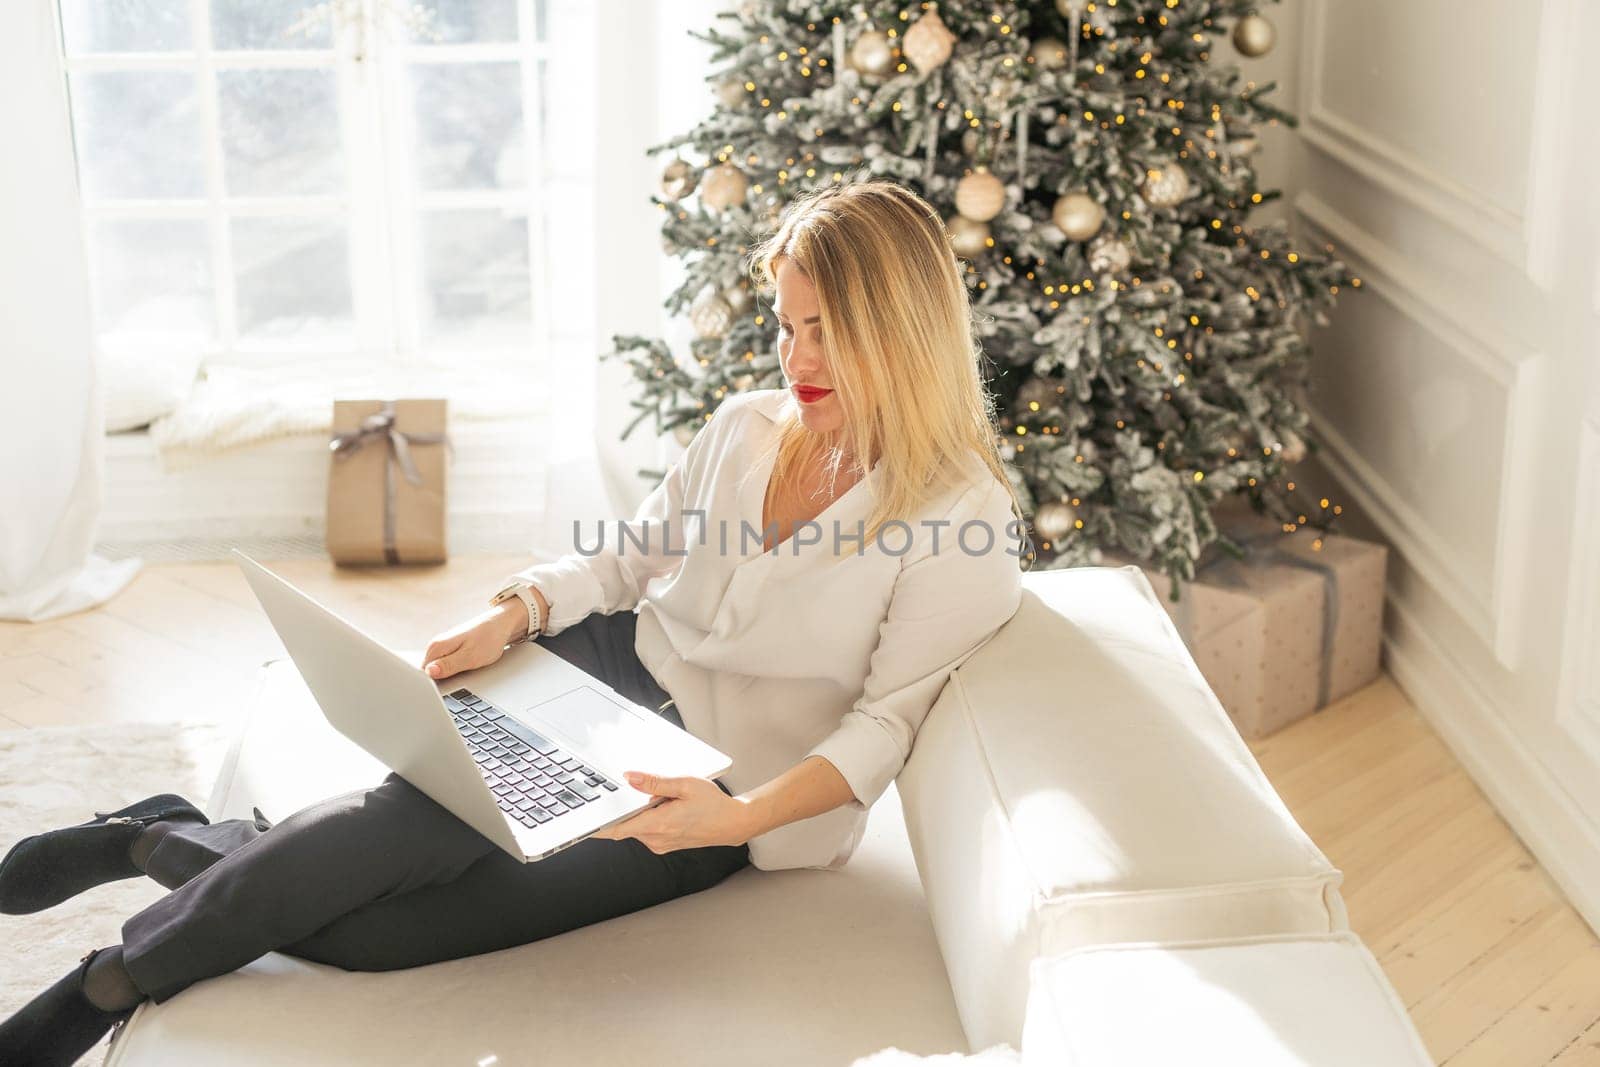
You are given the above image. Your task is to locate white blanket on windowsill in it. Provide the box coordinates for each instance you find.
[142,363,543,470]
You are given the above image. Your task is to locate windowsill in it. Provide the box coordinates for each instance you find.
[100,416,553,561]
[128,360,553,459]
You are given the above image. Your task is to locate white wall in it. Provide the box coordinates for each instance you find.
[590,0,726,516]
[1276,0,1600,934]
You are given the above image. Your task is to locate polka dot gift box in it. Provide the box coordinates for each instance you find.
[1104,503,1388,740]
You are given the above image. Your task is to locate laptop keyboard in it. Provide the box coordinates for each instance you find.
[444,688,619,830]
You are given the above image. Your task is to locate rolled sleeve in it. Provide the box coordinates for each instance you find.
[804,475,1025,810]
[805,708,906,814]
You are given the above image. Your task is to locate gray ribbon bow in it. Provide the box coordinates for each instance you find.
[1173,525,1342,711]
[328,401,449,564]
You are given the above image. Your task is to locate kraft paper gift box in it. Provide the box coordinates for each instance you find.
[326,398,450,566]
[1104,506,1388,739]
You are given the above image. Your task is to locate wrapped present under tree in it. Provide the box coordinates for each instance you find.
[1106,502,1387,738]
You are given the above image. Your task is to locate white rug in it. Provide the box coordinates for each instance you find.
[0,720,233,1064]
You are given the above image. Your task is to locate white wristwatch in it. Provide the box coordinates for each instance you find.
[490,579,544,645]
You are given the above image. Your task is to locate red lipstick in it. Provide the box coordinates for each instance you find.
[792,385,833,404]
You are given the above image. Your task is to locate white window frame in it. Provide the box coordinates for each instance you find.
[61,0,564,377]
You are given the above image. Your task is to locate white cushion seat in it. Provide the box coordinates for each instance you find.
[105,660,968,1066]
[1019,932,1434,1066]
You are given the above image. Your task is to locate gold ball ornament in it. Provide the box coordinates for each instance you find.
[659,158,698,201]
[1029,37,1069,70]
[1033,500,1078,544]
[689,289,734,339]
[1232,14,1277,58]
[955,167,1007,222]
[1141,163,1191,208]
[849,30,895,77]
[1087,232,1132,274]
[902,7,956,74]
[947,215,991,258]
[732,373,756,391]
[1053,0,1080,17]
[673,422,699,447]
[699,163,749,211]
[715,78,746,109]
[1052,192,1105,241]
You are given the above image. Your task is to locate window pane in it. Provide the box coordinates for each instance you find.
[407,0,519,43]
[70,71,205,199]
[410,62,525,190]
[419,209,529,346]
[537,57,586,181]
[232,217,355,344]
[544,182,591,336]
[60,0,192,53]
[88,219,215,347]
[218,69,344,196]
[210,0,332,50]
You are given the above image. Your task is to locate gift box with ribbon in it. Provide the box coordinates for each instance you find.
[326,398,451,566]
[1105,503,1388,739]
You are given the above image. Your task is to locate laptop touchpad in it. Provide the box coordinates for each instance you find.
[521,685,662,768]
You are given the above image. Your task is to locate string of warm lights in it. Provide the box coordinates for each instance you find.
[612,0,1360,581]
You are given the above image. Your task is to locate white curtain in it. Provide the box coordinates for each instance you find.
[0,1,140,621]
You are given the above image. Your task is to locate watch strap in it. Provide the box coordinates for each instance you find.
[491,580,543,644]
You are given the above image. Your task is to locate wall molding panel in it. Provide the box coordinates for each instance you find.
[1295,193,1541,667]
[1555,418,1600,763]
[1300,0,1554,278]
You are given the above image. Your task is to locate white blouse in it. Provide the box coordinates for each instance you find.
[510,387,1025,871]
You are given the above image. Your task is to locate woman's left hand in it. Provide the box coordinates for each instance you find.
[589,772,756,853]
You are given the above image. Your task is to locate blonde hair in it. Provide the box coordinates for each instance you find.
[744,179,1026,560]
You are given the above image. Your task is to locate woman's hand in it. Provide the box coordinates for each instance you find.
[420,601,528,680]
[589,772,757,853]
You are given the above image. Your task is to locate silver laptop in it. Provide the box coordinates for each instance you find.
[233,551,733,863]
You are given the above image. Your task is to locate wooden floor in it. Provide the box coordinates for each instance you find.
[3,557,1599,1063]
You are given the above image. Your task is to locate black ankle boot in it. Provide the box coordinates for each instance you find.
[0,793,209,915]
[0,947,140,1066]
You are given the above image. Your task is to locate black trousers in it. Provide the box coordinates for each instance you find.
[120,611,752,1005]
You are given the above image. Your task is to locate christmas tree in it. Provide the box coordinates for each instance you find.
[604,0,1360,590]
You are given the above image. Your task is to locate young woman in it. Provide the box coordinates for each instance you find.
[0,179,1027,1064]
